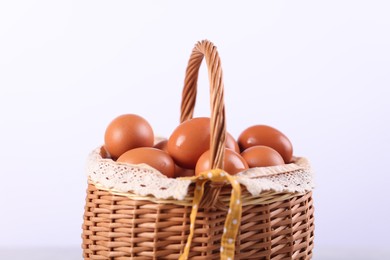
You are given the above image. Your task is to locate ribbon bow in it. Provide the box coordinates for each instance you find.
[179,169,242,260]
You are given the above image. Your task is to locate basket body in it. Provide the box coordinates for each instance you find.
[82,40,315,259]
[82,183,314,259]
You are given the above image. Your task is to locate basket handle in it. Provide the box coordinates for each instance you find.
[180,39,226,171]
[179,41,242,260]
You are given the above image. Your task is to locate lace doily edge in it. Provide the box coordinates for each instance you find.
[86,146,315,200]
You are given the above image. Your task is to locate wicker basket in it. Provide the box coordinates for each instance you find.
[82,40,315,259]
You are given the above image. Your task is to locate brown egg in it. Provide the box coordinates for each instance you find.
[104,114,154,160]
[195,149,249,176]
[241,145,285,167]
[168,117,210,168]
[174,164,195,178]
[100,146,110,158]
[238,125,293,163]
[153,139,168,152]
[168,117,241,168]
[226,132,240,153]
[117,147,175,178]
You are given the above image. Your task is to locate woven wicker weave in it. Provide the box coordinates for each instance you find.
[82,40,315,259]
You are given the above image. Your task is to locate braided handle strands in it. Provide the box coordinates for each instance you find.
[180,39,226,171]
[179,40,241,260]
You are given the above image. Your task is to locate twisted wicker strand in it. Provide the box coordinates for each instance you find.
[180,40,226,170]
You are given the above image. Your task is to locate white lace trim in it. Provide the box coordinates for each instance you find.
[86,146,314,200]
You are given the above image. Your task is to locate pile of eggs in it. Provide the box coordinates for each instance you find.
[104,114,293,178]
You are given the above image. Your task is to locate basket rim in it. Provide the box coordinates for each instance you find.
[87,145,314,201]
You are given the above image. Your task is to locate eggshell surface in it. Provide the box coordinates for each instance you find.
[238,125,293,163]
[226,132,240,153]
[117,147,175,178]
[153,139,168,152]
[174,164,195,178]
[241,145,285,167]
[195,149,249,176]
[168,117,210,169]
[104,114,154,159]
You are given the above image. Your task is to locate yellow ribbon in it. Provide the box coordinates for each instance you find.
[179,169,242,260]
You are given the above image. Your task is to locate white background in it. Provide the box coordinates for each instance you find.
[1,0,389,258]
